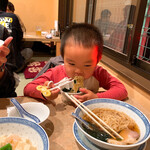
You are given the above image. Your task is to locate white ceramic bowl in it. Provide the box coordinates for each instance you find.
[74,98,150,150]
[0,117,49,150]
[7,102,50,124]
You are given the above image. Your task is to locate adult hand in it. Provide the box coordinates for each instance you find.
[0,37,13,66]
[73,88,98,102]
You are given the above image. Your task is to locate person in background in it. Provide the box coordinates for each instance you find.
[6,1,26,32]
[0,0,33,73]
[24,23,128,102]
[107,5,136,53]
[6,1,53,56]
[0,24,17,97]
[94,9,112,36]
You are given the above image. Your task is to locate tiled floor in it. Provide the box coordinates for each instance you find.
[16,52,50,96]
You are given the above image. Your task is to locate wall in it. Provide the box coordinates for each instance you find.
[73,0,86,23]
[10,0,58,32]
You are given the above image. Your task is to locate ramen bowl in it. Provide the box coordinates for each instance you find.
[74,98,150,150]
[0,117,49,150]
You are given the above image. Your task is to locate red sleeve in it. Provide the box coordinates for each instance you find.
[24,65,67,100]
[94,66,128,100]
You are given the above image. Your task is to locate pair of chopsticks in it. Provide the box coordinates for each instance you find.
[48,77,73,91]
[64,93,124,140]
[37,77,73,97]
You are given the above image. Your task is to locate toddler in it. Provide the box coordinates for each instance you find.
[24,23,128,101]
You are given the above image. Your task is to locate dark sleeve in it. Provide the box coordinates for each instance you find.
[11,14,23,51]
[0,66,17,98]
[4,26,17,69]
[13,14,23,37]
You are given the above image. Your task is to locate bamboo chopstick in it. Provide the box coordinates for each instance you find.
[64,93,124,140]
[70,95,124,140]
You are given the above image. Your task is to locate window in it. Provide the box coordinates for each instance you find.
[88,0,150,91]
[58,0,150,92]
[137,1,150,62]
[94,0,136,54]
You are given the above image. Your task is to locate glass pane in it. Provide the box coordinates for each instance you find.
[73,0,86,23]
[94,0,136,54]
[137,0,150,63]
[87,0,94,24]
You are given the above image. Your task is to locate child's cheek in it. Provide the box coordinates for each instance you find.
[65,65,73,77]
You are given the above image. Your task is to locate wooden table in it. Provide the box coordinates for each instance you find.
[0,95,150,150]
[23,32,61,56]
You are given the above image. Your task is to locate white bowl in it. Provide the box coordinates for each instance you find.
[61,90,82,104]
[74,98,150,150]
[0,117,49,150]
[7,102,50,124]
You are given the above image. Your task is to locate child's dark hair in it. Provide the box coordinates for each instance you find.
[60,23,103,62]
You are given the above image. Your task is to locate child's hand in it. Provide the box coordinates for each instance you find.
[73,88,98,102]
[44,81,60,100]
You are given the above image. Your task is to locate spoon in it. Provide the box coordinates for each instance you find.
[72,112,111,142]
[72,112,93,130]
[10,98,40,123]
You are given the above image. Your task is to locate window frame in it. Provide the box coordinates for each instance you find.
[58,0,150,93]
[90,0,150,92]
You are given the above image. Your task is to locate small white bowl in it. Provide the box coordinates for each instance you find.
[8,102,50,124]
[0,117,49,150]
[61,90,82,105]
[74,98,150,150]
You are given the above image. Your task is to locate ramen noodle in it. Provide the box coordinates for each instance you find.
[82,108,140,145]
[72,76,84,93]
[83,108,139,133]
[0,134,37,150]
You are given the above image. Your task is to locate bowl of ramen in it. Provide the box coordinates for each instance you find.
[0,117,49,150]
[74,98,150,150]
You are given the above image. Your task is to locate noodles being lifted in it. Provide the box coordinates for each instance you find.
[83,108,140,145]
[62,76,84,93]
[72,76,84,93]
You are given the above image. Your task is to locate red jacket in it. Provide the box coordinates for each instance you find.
[24,65,128,101]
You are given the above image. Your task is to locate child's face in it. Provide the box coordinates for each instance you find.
[64,40,98,79]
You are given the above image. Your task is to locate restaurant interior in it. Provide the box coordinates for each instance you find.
[0,0,150,150]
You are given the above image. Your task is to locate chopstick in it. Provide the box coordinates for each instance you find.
[37,77,73,97]
[64,93,124,140]
[53,77,72,87]
[50,78,73,91]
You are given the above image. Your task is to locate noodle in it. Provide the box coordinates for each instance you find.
[72,76,84,93]
[83,108,137,133]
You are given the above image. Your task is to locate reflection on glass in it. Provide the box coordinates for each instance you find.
[94,0,136,54]
[107,5,131,53]
[95,9,111,36]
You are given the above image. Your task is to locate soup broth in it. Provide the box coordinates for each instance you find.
[82,108,140,145]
